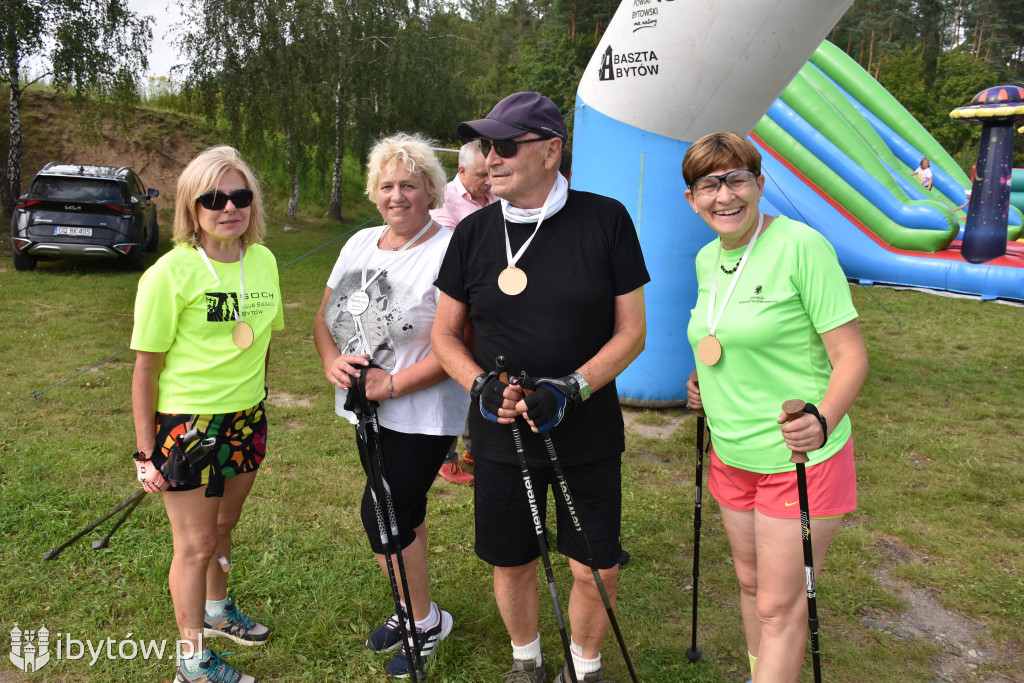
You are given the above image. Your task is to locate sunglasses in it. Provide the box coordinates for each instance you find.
[479,137,550,159]
[196,188,255,210]
[689,169,760,197]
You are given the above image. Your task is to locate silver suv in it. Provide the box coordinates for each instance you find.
[10,163,159,271]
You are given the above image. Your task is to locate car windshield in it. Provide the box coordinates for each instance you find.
[31,177,123,203]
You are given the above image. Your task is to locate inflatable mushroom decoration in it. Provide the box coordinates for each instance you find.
[950,85,1024,263]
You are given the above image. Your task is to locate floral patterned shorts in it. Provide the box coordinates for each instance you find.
[151,403,267,497]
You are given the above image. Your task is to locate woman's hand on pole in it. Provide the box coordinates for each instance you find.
[685,377,703,412]
[777,411,824,454]
[136,456,171,492]
[362,366,391,402]
[325,353,371,390]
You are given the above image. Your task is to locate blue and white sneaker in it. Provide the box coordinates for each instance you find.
[365,610,405,652]
[174,648,257,683]
[384,606,453,678]
[203,593,271,646]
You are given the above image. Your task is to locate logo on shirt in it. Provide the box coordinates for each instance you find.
[737,284,777,305]
[206,292,240,322]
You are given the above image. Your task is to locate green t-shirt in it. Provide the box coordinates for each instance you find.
[131,244,285,414]
[687,217,858,473]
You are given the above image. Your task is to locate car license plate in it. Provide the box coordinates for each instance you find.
[54,226,93,237]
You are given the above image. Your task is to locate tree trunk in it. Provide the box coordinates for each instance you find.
[2,49,23,216]
[285,128,299,218]
[328,80,344,222]
[867,29,876,75]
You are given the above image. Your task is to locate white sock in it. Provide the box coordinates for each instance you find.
[415,602,440,630]
[512,633,543,667]
[570,638,601,676]
[205,597,229,618]
[181,647,208,673]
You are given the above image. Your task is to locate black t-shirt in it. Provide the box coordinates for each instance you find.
[435,189,650,466]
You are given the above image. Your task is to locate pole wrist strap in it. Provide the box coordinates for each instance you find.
[801,402,828,450]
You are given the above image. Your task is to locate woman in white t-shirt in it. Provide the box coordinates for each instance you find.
[314,133,469,678]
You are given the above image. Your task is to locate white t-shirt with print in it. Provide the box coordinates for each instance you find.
[325,224,469,435]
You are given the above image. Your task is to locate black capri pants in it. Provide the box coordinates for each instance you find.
[358,425,453,554]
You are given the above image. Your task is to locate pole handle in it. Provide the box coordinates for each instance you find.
[782,398,809,463]
[688,370,706,418]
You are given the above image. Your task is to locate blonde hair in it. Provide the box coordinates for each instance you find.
[365,133,446,210]
[172,146,267,248]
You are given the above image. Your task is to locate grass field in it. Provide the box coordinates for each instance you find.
[1,205,1023,682]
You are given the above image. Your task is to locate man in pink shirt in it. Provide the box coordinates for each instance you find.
[431,141,497,230]
[432,141,497,484]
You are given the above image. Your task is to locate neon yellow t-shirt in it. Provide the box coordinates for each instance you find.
[131,244,285,414]
[687,217,858,473]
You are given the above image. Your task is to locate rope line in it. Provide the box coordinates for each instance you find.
[30,348,132,404]
[29,214,380,403]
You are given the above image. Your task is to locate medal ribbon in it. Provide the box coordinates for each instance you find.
[706,212,764,338]
[359,218,435,292]
[348,218,434,358]
[196,242,245,324]
[501,204,548,271]
[499,172,568,270]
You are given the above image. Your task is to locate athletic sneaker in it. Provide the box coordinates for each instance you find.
[553,663,612,683]
[384,607,453,678]
[203,593,271,646]
[365,610,405,652]
[504,658,547,683]
[438,460,474,484]
[174,649,257,683]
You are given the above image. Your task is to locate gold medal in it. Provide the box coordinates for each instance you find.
[498,266,528,296]
[697,335,722,366]
[232,321,254,350]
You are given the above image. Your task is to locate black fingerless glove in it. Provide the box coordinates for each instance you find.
[523,374,585,433]
[471,371,507,423]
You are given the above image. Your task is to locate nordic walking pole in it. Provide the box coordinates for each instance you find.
[686,370,705,663]
[538,429,640,683]
[91,494,145,550]
[43,488,146,560]
[782,399,823,683]
[496,356,577,683]
[43,431,215,560]
[511,367,639,682]
[349,370,425,681]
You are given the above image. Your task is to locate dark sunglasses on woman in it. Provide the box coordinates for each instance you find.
[479,137,551,159]
[196,188,255,210]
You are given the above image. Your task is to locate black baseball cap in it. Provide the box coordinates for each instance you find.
[458,92,567,142]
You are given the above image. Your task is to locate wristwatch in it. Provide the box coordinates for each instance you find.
[470,372,490,400]
[571,372,591,402]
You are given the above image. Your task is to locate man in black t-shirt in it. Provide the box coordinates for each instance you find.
[432,92,649,683]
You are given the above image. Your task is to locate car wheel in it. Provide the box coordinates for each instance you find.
[12,249,36,271]
[126,244,147,271]
[146,220,159,252]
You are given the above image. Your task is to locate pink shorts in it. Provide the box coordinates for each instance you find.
[708,437,857,519]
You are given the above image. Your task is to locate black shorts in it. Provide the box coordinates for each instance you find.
[358,426,453,554]
[474,453,622,569]
[150,403,267,497]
